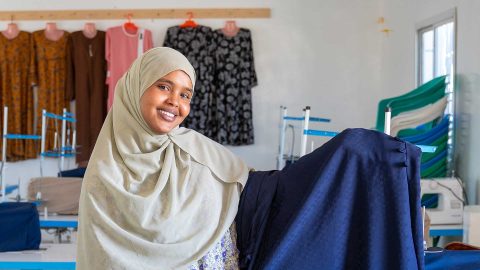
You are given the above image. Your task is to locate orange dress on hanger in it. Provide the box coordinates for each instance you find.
[0,31,37,160]
[32,30,70,153]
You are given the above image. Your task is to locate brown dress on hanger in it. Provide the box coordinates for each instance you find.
[66,31,107,164]
[32,30,70,153]
[0,31,37,160]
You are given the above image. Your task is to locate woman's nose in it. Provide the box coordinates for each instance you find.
[166,92,179,106]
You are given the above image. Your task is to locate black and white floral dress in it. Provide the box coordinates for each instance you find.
[164,25,216,138]
[213,28,257,145]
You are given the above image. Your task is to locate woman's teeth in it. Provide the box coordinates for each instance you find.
[160,110,175,118]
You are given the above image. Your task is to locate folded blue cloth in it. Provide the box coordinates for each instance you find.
[0,202,41,252]
[58,167,86,178]
[425,250,480,270]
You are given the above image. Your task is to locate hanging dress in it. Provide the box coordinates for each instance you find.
[66,31,107,164]
[213,28,257,145]
[163,25,217,138]
[0,31,37,160]
[105,25,153,110]
[32,30,70,154]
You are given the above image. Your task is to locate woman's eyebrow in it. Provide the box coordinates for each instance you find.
[156,78,174,85]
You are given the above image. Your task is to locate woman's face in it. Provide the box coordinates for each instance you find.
[140,70,193,134]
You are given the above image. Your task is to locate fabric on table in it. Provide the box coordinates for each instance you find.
[0,202,41,252]
[58,167,86,178]
[237,128,423,270]
[425,250,480,270]
[28,177,83,215]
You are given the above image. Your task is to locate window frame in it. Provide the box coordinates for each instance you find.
[415,8,457,88]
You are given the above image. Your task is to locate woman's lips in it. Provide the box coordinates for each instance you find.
[158,109,176,122]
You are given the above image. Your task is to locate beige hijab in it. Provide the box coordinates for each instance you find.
[76,47,249,270]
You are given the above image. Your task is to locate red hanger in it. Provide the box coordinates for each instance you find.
[180,12,198,28]
[124,13,138,33]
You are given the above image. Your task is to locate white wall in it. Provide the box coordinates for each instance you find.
[380,0,480,203]
[0,0,384,196]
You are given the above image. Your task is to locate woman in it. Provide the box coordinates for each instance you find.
[77,46,425,270]
[76,47,249,269]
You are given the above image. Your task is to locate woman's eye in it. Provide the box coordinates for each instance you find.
[181,93,191,100]
[157,85,169,91]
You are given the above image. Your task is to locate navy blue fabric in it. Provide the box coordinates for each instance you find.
[58,167,86,178]
[237,128,424,270]
[425,250,480,270]
[0,202,41,252]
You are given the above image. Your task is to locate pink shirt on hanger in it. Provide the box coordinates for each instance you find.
[105,25,153,110]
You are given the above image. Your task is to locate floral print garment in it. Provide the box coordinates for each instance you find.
[213,29,257,145]
[188,224,239,270]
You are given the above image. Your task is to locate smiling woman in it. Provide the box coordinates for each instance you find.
[140,70,193,134]
[76,47,249,270]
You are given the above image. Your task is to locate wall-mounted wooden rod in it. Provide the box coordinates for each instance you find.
[0,8,271,21]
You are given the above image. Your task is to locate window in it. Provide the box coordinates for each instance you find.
[417,19,455,86]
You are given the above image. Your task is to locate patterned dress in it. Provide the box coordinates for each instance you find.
[163,26,216,138]
[0,31,37,160]
[188,224,239,270]
[32,30,70,153]
[213,29,257,145]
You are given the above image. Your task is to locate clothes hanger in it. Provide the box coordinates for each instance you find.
[83,22,97,39]
[222,20,239,37]
[44,22,64,41]
[180,12,198,28]
[2,16,20,40]
[123,13,138,34]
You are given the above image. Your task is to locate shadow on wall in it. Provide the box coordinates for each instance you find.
[455,73,480,204]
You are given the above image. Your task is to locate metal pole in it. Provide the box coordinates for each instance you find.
[384,107,391,136]
[300,106,311,157]
[277,106,287,170]
[1,107,8,202]
[40,109,46,177]
[72,130,76,154]
[61,108,67,171]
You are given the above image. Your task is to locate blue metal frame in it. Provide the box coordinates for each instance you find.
[429,229,463,237]
[41,152,76,158]
[0,261,75,269]
[284,116,331,123]
[303,129,339,137]
[39,220,78,228]
[43,112,76,123]
[3,134,41,140]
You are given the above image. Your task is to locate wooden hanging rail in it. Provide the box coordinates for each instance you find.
[0,8,271,21]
